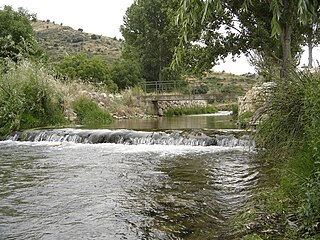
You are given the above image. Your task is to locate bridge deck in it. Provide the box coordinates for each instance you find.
[141,93,239,102]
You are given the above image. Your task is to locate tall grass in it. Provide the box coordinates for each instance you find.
[0,60,66,136]
[253,70,320,238]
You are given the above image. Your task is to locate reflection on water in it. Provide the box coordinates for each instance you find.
[0,141,258,239]
[108,111,235,130]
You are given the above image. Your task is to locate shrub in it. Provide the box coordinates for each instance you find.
[191,84,209,94]
[56,52,117,91]
[72,97,113,126]
[110,60,144,90]
[91,34,98,40]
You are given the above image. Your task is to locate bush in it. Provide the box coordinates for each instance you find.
[91,34,98,40]
[72,97,113,126]
[110,60,144,90]
[191,84,209,94]
[0,60,66,135]
[56,52,117,91]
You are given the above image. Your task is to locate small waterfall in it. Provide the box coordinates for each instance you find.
[5,129,254,148]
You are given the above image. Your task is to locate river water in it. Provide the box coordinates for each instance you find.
[0,112,260,240]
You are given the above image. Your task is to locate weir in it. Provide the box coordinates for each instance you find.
[7,128,255,148]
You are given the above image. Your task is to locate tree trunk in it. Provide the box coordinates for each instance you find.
[280,0,293,78]
[307,27,313,68]
[280,23,292,78]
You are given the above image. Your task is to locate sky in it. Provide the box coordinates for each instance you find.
[1,0,319,75]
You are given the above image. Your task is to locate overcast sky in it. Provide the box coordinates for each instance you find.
[1,0,134,38]
[1,0,318,74]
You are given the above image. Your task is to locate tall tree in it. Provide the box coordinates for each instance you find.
[121,0,182,83]
[303,13,320,68]
[176,0,319,77]
[0,6,42,62]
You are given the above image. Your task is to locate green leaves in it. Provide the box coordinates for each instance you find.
[55,53,117,91]
[110,59,144,90]
[0,6,42,62]
[271,16,282,37]
[269,0,282,37]
[121,0,182,82]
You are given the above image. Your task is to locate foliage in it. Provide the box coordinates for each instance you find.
[299,71,320,236]
[55,52,117,91]
[121,0,183,82]
[254,70,320,238]
[255,72,309,150]
[165,105,218,116]
[175,0,319,76]
[0,6,43,62]
[191,84,209,94]
[72,97,113,126]
[0,60,66,136]
[110,59,144,90]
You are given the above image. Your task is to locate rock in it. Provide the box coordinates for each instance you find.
[238,82,275,126]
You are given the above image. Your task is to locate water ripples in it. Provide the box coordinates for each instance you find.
[0,140,259,239]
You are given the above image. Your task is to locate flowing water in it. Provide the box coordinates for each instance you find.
[0,113,260,240]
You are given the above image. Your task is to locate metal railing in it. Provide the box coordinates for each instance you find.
[140,80,212,94]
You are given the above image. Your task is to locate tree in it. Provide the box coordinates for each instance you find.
[121,0,182,83]
[176,0,319,77]
[303,13,320,68]
[110,59,144,90]
[55,52,117,91]
[0,6,43,62]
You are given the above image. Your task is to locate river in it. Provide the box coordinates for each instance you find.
[0,112,260,239]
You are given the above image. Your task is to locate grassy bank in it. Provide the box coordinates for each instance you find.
[0,60,147,137]
[0,61,66,135]
[238,70,320,239]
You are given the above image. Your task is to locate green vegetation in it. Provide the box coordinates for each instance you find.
[0,6,43,62]
[72,97,113,126]
[0,61,66,135]
[0,3,319,239]
[240,71,320,239]
[110,59,144,90]
[175,0,319,77]
[121,0,183,83]
[55,52,117,91]
[165,106,218,116]
[32,20,122,64]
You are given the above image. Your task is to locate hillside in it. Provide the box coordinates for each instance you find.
[32,20,123,64]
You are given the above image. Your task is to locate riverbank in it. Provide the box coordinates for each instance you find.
[235,70,320,239]
[0,60,232,138]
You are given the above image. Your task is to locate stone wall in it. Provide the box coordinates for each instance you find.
[238,82,275,126]
[156,100,207,116]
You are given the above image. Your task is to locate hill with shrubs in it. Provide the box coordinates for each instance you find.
[32,20,123,64]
